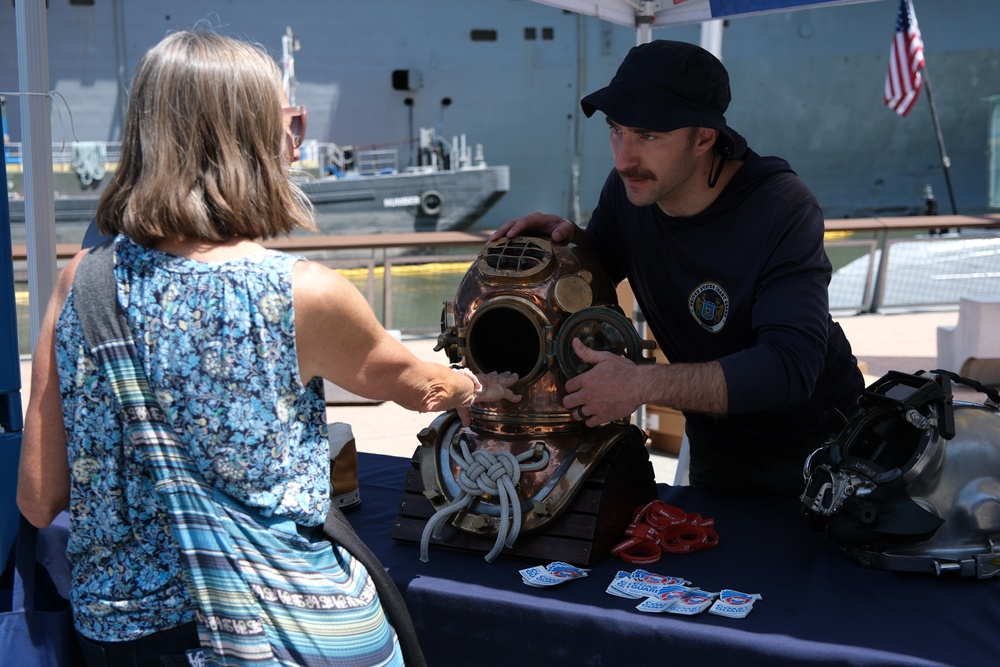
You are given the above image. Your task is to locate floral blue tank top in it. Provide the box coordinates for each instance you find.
[56,236,400,665]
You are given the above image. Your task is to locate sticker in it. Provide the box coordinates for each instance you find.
[665,590,718,616]
[635,584,699,613]
[605,569,690,599]
[709,589,763,619]
[520,561,590,587]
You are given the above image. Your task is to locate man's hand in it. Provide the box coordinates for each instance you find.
[489,212,579,243]
[563,338,642,427]
[456,371,522,426]
[564,338,729,420]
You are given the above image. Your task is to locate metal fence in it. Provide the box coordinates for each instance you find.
[11,218,1000,355]
[323,228,1000,333]
[827,231,1000,315]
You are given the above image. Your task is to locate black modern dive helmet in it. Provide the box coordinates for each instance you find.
[802,369,1000,578]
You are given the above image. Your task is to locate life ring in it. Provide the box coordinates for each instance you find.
[420,190,443,216]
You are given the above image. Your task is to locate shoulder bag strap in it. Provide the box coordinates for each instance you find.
[73,242,427,667]
[73,242,274,663]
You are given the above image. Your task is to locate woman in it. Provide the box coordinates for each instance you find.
[17,31,517,666]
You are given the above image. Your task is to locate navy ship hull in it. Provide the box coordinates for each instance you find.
[3,0,1000,226]
[297,165,509,236]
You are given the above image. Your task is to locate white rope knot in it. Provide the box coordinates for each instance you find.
[420,437,550,563]
[457,449,518,497]
[71,141,107,186]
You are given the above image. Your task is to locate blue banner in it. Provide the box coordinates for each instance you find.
[710,0,875,18]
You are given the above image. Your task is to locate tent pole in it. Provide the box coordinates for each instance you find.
[15,0,57,353]
[636,2,654,44]
[700,19,724,59]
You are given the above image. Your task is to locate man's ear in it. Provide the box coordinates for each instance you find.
[695,127,719,155]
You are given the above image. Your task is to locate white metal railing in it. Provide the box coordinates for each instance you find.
[825,236,881,313]
[354,147,399,175]
[828,231,1000,314]
[3,141,123,167]
[296,141,399,177]
[9,219,1000,356]
[318,229,1000,331]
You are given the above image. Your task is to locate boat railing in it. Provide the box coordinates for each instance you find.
[353,147,399,176]
[4,141,123,169]
[297,140,400,177]
[4,138,458,180]
[298,141,337,173]
[9,216,1000,353]
[297,132,486,178]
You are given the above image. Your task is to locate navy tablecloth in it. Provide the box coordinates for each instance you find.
[351,452,998,667]
[40,451,1000,666]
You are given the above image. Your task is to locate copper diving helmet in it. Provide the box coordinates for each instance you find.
[417,234,657,562]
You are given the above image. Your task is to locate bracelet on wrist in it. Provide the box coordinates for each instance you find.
[452,367,483,406]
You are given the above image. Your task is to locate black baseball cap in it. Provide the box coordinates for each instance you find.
[581,40,748,159]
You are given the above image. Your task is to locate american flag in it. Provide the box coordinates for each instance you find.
[884,0,925,117]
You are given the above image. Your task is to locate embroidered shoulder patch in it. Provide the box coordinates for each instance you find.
[688,282,729,333]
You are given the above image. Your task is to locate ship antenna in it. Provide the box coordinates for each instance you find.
[281,26,301,105]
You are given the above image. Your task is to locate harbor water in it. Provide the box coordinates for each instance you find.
[13,259,475,357]
[13,228,1000,358]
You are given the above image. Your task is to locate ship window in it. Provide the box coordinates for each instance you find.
[524,27,537,40]
[542,27,554,40]
[69,0,95,5]
[470,29,498,42]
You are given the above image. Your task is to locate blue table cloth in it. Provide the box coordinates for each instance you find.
[40,451,999,666]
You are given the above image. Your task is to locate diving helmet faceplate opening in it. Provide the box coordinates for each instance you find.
[466,297,546,387]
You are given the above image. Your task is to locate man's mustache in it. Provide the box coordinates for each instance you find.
[618,167,656,181]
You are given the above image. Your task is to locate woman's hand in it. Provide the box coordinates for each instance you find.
[478,371,521,403]
[456,371,521,426]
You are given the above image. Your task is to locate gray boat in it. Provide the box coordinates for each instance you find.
[2,26,509,246]
[3,133,509,246]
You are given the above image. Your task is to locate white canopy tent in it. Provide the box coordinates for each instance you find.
[530,0,881,44]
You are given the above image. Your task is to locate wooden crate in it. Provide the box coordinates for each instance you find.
[618,280,686,454]
[391,427,658,567]
[645,405,685,456]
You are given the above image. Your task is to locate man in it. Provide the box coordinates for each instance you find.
[492,40,863,497]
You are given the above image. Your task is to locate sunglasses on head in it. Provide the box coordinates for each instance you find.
[283,105,307,149]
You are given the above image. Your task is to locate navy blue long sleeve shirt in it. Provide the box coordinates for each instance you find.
[587,151,862,488]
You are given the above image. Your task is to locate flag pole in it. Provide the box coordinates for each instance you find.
[919,53,958,214]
